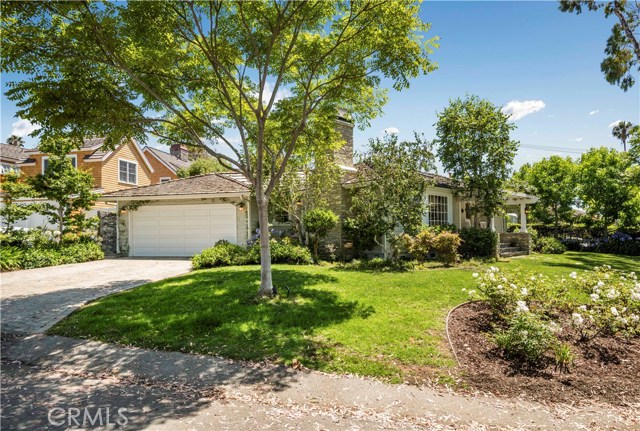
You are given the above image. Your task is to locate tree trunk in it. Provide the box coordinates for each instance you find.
[58,206,64,235]
[554,206,559,236]
[256,192,275,297]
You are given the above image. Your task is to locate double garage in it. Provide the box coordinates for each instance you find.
[101,173,253,257]
[129,203,238,257]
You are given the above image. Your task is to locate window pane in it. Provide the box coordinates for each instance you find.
[71,157,76,168]
[119,161,127,182]
[428,195,448,226]
[128,163,136,184]
[43,158,49,172]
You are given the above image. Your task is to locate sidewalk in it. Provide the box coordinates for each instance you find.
[3,334,637,430]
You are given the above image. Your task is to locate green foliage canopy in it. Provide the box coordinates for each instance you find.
[176,158,224,178]
[0,0,438,295]
[559,0,640,91]
[345,133,435,255]
[435,95,519,226]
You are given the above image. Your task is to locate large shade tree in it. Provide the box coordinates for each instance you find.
[577,147,635,235]
[560,0,640,91]
[1,1,438,296]
[435,95,519,227]
[523,155,578,232]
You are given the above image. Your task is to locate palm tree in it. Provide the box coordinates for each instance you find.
[5,135,25,147]
[612,121,634,152]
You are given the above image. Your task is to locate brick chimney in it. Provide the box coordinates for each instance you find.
[170,143,190,161]
[333,108,354,167]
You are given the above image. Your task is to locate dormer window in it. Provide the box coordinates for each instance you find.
[42,155,77,174]
[119,159,137,185]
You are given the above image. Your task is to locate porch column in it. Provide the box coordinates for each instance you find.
[490,215,496,231]
[520,203,527,233]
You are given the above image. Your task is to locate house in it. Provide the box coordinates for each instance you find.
[142,144,192,184]
[99,116,537,258]
[0,143,27,176]
[2,138,192,230]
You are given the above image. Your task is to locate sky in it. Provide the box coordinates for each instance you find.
[1,1,638,170]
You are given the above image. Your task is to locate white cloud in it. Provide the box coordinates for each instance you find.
[262,82,291,105]
[11,118,40,137]
[383,127,400,135]
[608,120,622,128]
[574,137,584,142]
[588,110,599,116]
[501,100,546,121]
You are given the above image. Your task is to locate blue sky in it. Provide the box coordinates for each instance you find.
[2,1,638,170]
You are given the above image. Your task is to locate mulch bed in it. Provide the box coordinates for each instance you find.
[448,301,640,406]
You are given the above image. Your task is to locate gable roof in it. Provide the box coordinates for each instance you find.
[100,172,251,200]
[0,143,28,164]
[142,146,191,173]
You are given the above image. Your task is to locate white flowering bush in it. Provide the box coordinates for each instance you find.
[494,312,556,364]
[466,265,640,369]
[467,266,570,318]
[567,266,640,339]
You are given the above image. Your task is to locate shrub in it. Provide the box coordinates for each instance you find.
[303,209,338,260]
[2,240,105,271]
[459,227,498,259]
[431,231,461,265]
[193,239,312,270]
[0,246,24,272]
[569,266,640,339]
[192,241,249,269]
[507,223,521,233]
[410,228,436,261]
[535,237,566,254]
[389,233,413,260]
[265,240,313,265]
[495,312,555,364]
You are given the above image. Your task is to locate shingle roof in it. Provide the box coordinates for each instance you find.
[143,146,191,172]
[101,172,251,198]
[0,143,28,163]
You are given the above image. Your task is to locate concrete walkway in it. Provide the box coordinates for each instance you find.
[0,258,191,334]
[2,334,637,430]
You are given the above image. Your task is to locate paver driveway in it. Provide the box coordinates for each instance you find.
[0,258,191,334]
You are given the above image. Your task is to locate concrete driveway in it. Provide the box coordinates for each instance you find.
[1,258,191,334]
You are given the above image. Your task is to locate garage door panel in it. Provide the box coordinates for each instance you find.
[130,204,237,257]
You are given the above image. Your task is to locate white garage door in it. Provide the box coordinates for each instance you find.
[130,204,237,257]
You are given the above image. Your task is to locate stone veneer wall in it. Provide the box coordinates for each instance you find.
[499,232,531,254]
[333,118,354,167]
[98,211,117,257]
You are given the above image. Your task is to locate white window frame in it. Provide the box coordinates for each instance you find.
[42,155,77,174]
[423,190,453,226]
[118,158,138,185]
[159,177,171,184]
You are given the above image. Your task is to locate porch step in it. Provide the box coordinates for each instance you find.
[499,245,521,252]
[500,250,528,258]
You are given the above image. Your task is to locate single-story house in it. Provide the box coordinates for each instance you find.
[99,116,538,258]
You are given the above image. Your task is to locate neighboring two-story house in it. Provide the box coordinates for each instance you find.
[1,138,192,229]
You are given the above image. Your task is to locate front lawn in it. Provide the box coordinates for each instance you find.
[49,252,639,383]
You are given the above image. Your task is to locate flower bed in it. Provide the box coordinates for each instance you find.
[449,265,640,405]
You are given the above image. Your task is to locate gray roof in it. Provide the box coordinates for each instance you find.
[0,143,27,163]
[143,147,190,172]
[101,173,251,198]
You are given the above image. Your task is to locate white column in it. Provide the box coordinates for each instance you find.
[520,203,527,233]
[490,215,496,231]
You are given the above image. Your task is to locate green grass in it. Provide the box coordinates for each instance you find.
[49,252,638,382]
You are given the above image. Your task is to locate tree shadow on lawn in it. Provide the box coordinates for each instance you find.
[540,252,639,273]
[53,267,375,371]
